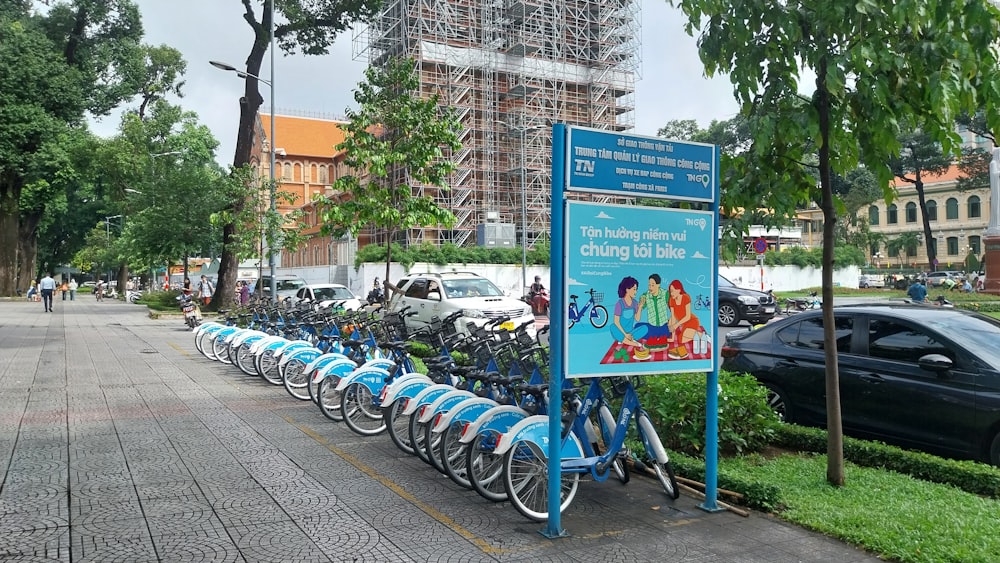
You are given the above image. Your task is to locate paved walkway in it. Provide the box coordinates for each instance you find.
[0,297,882,562]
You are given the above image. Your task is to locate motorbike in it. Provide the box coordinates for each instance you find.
[782,291,821,314]
[176,292,202,329]
[523,287,550,316]
[126,289,142,304]
[366,278,385,307]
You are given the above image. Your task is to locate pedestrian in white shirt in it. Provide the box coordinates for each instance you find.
[39,273,57,312]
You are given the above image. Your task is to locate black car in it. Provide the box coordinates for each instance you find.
[717,275,777,326]
[722,304,1000,465]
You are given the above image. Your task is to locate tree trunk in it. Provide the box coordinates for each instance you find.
[914,178,935,267]
[815,55,845,487]
[17,216,38,291]
[0,175,22,296]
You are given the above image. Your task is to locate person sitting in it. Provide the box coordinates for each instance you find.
[961,279,973,293]
[907,279,927,303]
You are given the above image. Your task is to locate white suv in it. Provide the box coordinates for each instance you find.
[386,272,535,336]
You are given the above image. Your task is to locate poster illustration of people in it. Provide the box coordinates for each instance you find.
[565,200,715,377]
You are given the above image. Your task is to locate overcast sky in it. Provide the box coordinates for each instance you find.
[88,0,741,166]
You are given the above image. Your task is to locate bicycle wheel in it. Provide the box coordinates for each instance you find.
[439,421,471,489]
[423,418,446,473]
[212,337,232,364]
[340,382,385,435]
[596,405,629,484]
[195,329,213,356]
[226,340,240,364]
[502,440,579,522]
[257,350,283,385]
[465,431,507,502]
[282,358,311,401]
[408,412,432,466]
[317,376,344,421]
[308,372,323,405]
[383,400,415,455]
[235,344,257,376]
[650,460,679,500]
[589,305,609,329]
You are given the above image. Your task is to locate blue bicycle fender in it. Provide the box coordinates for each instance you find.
[459,405,529,444]
[359,358,395,371]
[334,367,391,394]
[401,384,454,416]
[304,352,349,374]
[312,358,357,385]
[420,390,476,424]
[493,416,585,459]
[381,374,433,406]
[432,397,497,433]
[275,340,311,359]
[280,347,320,367]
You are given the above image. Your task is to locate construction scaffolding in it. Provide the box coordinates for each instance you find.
[354,0,640,247]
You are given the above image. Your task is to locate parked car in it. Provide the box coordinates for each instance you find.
[251,274,308,301]
[386,272,535,336]
[926,271,962,287]
[294,284,363,311]
[722,304,1000,465]
[858,274,886,289]
[717,275,777,327]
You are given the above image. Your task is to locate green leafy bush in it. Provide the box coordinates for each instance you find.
[638,371,779,457]
[668,453,782,511]
[354,241,551,268]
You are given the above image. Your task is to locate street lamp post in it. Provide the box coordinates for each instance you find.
[104,214,122,290]
[210,0,277,300]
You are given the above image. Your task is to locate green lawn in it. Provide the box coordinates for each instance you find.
[720,453,1000,562]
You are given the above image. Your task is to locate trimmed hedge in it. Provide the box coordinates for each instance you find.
[668,452,782,512]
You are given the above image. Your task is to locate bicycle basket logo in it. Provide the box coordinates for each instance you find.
[574,158,596,177]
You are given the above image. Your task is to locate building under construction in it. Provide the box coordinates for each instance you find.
[353,0,640,248]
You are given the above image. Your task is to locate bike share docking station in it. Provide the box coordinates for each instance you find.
[546,125,723,538]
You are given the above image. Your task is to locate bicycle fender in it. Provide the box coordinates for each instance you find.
[432,397,497,434]
[312,358,357,385]
[637,413,669,465]
[231,329,268,347]
[334,366,391,394]
[279,347,320,368]
[401,384,454,416]
[493,416,585,459]
[420,389,476,424]
[192,321,224,337]
[459,405,529,444]
[380,374,433,406]
[250,336,288,355]
[304,353,349,374]
[213,326,242,345]
[274,340,311,359]
[358,358,395,371]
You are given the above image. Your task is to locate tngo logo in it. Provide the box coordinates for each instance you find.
[574,159,595,176]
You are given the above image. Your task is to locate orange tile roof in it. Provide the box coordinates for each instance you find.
[892,164,963,187]
[259,114,348,158]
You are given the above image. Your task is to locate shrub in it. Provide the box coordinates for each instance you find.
[638,371,779,457]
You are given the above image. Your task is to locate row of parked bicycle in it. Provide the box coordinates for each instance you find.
[187,301,679,522]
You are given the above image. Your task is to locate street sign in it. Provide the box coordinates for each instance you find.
[753,237,767,254]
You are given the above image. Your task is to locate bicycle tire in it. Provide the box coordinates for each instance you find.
[235,344,257,376]
[465,431,507,502]
[212,337,232,364]
[423,418,446,474]
[439,421,472,489]
[651,460,679,500]
[308,373,323,405]
[226,340,240,364]
[282,358,311,401]
[316,376,344,422]
[383,401,415,455]
[195,329,213,356]
[502,440,579,522]
[408,413,432,466]
[597,405,629,484]
[340,382,385,436]
[590,305,609,329]
[258,350,283,386]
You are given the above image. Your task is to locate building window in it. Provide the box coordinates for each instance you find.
[946,197,958,220]
[906,244,916,258]
[887,204,898,224]
[926,200,937,221]
[970,236,981,255]
[905,202,917,223]
[968,195,981,218]
[283,163,292,180]
[947,237,958,256]
[868,205,879,225]
[309,164,317,184]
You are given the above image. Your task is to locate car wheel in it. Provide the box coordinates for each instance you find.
[990,433,1000,467]
[763,383,792,423]
[718,302,740,327]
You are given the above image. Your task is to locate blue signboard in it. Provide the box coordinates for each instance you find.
[565,201,716,378]
[566,127,717,202]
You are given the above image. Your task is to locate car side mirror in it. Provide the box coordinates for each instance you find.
[427,290,442,301]
[918,354,953,373]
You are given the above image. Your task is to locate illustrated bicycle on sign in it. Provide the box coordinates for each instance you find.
[568,288,609,329]
[694,294,712,310]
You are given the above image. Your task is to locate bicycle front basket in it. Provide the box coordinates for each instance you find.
[591,291,604,304]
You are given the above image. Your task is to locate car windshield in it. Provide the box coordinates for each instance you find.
[276,280,305,291]
[718,276,736,288]
[313,287,354,300]
[926,313,1000,366]
[441,278,505,298]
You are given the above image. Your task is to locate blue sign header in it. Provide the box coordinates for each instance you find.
[566,127,717,202]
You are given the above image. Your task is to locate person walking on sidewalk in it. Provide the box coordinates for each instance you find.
[197,275,215,306]
[39,273,57,312]
[68,278,78,300]
[60,279,69,301]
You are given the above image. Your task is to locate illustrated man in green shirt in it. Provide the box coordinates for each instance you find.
[636,273,671,340]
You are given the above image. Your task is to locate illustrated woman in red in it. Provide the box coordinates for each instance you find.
[667,279,703,349]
